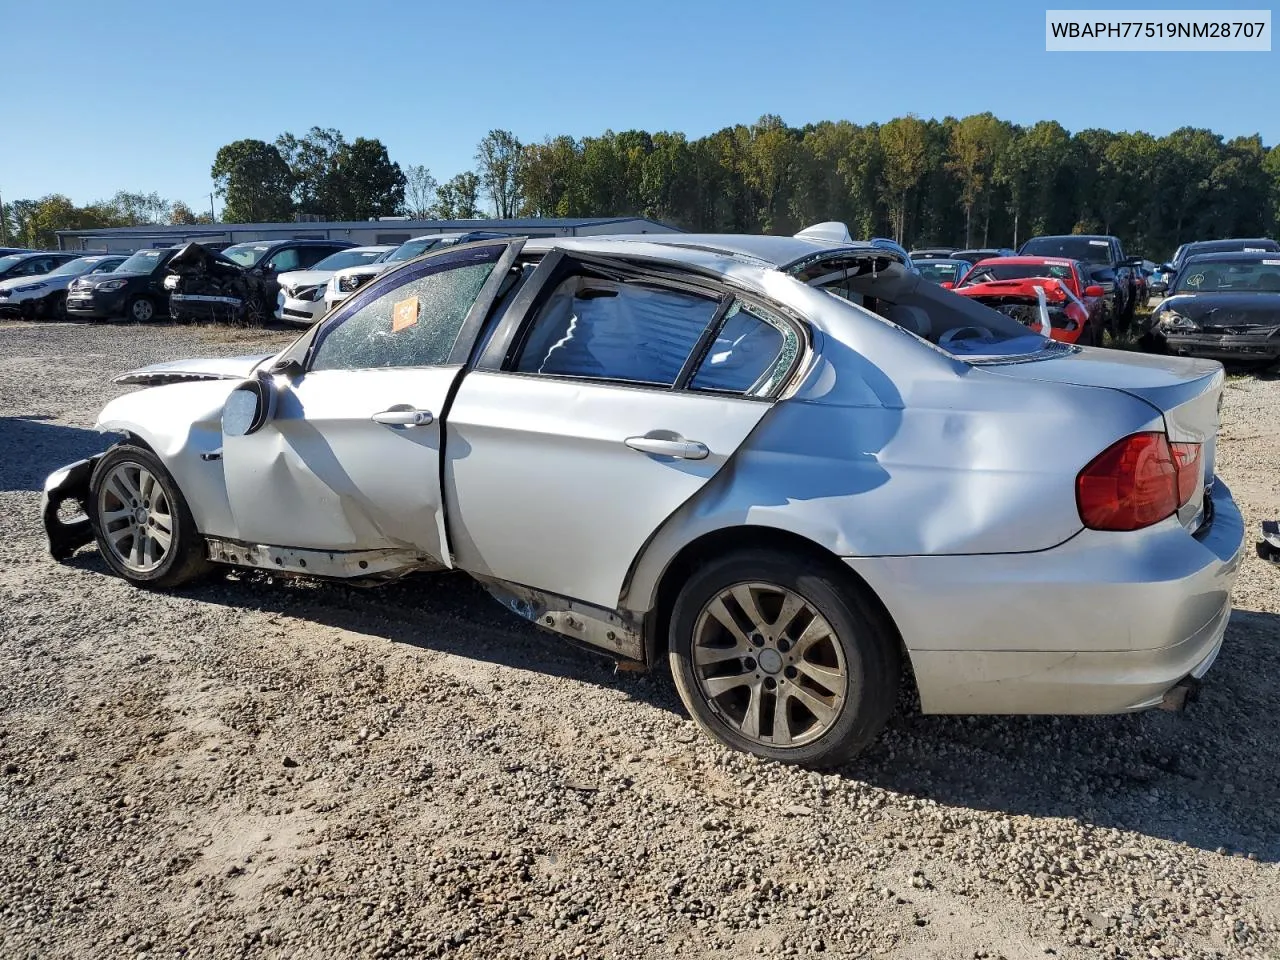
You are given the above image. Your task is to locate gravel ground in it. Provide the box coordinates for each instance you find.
[1,320,1278,960]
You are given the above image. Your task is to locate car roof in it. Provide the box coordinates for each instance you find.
[1183,238,1278,250]
[1023,234,1112,242]
[224,238,353,249]
[969,255,1077,266]
[1179,251,1280,264]
[524,232,886,270]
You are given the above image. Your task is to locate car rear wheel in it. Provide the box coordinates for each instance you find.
[89,444,212,588]
[126,296,155,323]
[669,549,900,767]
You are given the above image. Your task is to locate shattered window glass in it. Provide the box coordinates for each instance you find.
[515,279,716,386]
[310,247,501,371]
[691,301,793,397]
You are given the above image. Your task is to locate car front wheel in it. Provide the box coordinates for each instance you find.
[669,549,900,767]
[126,296,155,323]
[89,444,212,588]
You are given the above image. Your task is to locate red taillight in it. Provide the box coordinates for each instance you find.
[1076,432,1201,531]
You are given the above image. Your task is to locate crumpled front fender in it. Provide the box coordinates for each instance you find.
[97,380,239,537]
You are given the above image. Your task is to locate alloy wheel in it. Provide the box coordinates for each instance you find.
[131,298,154,322]
[691,581,848,748]
[97,461,173,573]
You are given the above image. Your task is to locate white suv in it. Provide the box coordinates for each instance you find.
[275,246,395,325]
[324,232,507,312]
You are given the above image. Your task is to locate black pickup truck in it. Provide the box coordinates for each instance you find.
[1019,234,1142,332]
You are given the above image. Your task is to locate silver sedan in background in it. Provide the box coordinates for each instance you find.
[42,225,1244,766]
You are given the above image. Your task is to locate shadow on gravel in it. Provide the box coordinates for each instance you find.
[61,546,1280,862]
[0,416,110,491]
[65,551,687,712]
[846,609,1280,862]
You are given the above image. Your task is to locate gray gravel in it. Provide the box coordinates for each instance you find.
[1,319,1278,959]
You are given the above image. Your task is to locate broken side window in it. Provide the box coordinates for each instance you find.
[689,301,794,398]
[310,246,502,371]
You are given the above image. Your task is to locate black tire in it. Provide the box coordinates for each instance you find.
[242,296,266,327]
[88,444,212,588]
[125,295,156,323]
[669,548,901,768]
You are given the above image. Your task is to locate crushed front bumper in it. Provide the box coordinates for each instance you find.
[1163,330,1280,361]
[41,456,100,559]
[1258,520,1280,564]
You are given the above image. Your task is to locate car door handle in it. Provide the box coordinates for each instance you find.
[624,436,709,460]
[371,408,433,426]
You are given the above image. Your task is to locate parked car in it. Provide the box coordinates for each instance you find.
[42,228,1243,767]
[957,256,1109,342]
[950,247,1016,265]
[167,239,355,324]
[1140,251,1280,362]
[323,232,508,312]
[0,246,33,257]
[66,246,183,322]
[1019,235,1141,328]
[276,245,395,326]
[915,258,972,287]
[0,250,82,284]
[1166,238,1280,276]
[0,254,126,319]
[908,247,955,261]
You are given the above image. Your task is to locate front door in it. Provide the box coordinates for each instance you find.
[221,240,524,562]
[446,267,803,609]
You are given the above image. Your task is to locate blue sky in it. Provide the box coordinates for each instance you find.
[2,0,1275,214]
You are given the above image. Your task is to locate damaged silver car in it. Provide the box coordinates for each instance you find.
[43,226,1245,766]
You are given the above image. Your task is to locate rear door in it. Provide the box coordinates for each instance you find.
[221,239,524,561]
[445,261,804,609]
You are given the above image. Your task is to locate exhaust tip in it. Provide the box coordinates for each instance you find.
[1158,677,1202,712]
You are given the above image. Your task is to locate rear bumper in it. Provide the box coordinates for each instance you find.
[849,479,1245,715]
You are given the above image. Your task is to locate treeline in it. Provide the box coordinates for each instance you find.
[2,192,215,249]
[508,115,1278,257]
[7,114,1279,258]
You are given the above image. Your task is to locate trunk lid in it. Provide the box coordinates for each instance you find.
[983,349,1223,531]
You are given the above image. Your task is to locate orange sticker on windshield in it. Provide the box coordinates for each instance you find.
[392,297,420,332]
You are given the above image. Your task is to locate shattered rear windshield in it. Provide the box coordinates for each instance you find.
[221,244,271,267]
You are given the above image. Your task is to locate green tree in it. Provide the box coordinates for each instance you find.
[334,137,406,219]
[878,115,928,243]
[432,172,482,219]
[947,113,1010,246]
[403,164,438,219]
[211,139,294,223]
[475,129,524,218]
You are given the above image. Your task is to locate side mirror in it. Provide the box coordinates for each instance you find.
[222,374,277,437]
[1084,284,1104,298]
[1162,263,1176,273]
[939,281,955,290]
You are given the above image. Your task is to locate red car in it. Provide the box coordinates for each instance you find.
[948,257,1109,345]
